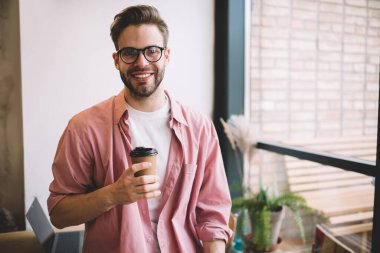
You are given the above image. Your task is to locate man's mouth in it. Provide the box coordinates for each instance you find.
[133,73,152,79]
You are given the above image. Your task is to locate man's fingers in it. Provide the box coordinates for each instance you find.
[134,182,160,194]
[137,190,162,199]
[120,166,159,186]
[113,163,161,204]
[123,162,152,177]
[133,175,159,186]
[126,162,152,176]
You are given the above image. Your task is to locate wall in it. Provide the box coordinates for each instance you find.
[0,0,24,231]
[250,0,380,140]
[19,0,214,218]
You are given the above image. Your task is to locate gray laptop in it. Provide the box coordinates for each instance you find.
[26,197,83,253]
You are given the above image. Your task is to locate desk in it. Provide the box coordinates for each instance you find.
[0,230,44,253]
[0,225,85,253]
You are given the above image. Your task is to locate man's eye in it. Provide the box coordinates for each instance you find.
[122,48,137,57]
[146,47,159,55]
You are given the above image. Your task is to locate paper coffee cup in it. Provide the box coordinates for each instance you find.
[130,147,158,177]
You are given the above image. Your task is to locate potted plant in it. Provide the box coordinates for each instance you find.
[220,115,311,252]
[232,187,309,252]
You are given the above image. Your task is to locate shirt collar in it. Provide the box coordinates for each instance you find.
[113,89,188,127]
[114,89,128,125]
[165,90,188,127]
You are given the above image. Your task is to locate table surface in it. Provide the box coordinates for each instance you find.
[0,230,44,253]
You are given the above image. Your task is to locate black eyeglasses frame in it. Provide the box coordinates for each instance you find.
[116,45,166,64]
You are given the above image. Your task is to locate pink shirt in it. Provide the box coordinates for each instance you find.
[48,90,233,253]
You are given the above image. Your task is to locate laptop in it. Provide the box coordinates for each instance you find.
[26,197,84,253]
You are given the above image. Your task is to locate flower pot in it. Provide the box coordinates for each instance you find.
[269,207,285,246]
[245,207,285,252]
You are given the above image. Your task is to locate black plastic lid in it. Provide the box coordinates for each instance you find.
[130,147,158,157]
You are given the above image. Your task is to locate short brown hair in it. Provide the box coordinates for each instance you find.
[110,5,169,50]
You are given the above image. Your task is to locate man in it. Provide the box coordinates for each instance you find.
[48,5,232,253]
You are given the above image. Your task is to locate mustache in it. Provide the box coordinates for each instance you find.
[127,67,155,75]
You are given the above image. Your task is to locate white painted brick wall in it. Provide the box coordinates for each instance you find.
[321,0,344,4]
[346,0,367,7]
[249,0,379,141]
[369,0,380,9]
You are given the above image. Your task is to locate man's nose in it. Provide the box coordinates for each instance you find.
[134,51,149,67]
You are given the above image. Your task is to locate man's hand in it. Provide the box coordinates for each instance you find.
[110,162,161,205]
[50,162,160,229]
[203,240,226,253]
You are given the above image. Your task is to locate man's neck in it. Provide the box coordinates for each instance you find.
[124,88,166,112]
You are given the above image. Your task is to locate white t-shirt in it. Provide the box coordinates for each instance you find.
[126,98,171,252]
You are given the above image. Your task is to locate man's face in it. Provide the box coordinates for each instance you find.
[113,24,170,98]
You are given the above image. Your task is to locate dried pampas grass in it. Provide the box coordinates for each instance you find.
[220,115,257,183]
[220,115,256,155]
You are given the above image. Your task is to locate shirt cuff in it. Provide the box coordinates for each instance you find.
[196,222,234,243]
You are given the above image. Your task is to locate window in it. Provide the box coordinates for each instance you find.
[214,0,379,252]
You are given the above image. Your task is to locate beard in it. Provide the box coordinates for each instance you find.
[120,66,165,98]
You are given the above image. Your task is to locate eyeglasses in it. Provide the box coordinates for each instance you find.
[117,46,166,64]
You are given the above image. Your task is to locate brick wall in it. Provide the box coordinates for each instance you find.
[250,0,380,140]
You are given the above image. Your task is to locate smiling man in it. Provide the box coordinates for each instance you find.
[48,5,232,253]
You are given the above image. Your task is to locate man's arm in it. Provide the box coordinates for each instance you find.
[194,119,233,246]
[50,162,160,228]
[203,240,226,253]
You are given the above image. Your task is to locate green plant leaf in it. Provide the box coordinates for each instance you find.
[232,187,312,249]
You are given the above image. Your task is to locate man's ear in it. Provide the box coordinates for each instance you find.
[164,48,170,65]
[112,52,120,70]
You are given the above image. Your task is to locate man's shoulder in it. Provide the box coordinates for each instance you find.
[174,100,213,129]
[68,95,116,130]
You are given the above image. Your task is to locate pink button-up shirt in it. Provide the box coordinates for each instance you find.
[48,90,232,253]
